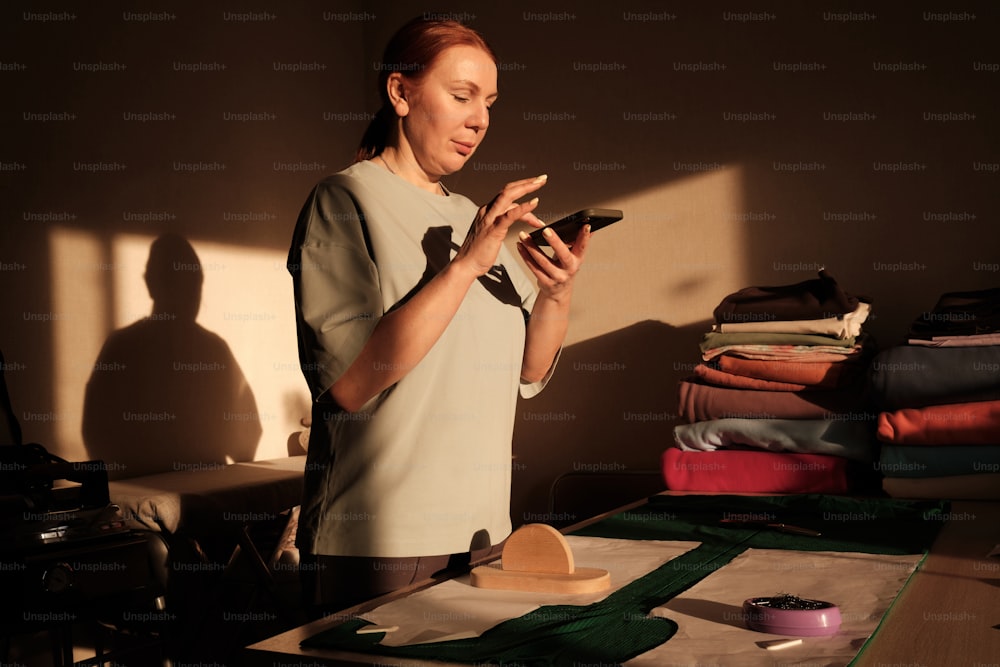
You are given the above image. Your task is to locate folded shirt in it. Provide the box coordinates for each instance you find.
[877,400,1000,445]
[661,448,851,494]
[876,444,1000,478]
[673,417,875,461]
[712,270,862,324]
[717,355,864,389]
[713,302,871,340]
[678,379,865,423]
[908,286,1000,339]
[867,345,1000,410]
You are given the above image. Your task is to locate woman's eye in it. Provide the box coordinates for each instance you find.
[453,95,469,103]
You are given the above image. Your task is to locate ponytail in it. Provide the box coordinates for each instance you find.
[355,106,394,163]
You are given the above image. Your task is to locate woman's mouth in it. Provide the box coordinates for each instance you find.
[453,140,475,156]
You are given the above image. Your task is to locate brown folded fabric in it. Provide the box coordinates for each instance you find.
[678,379,864,423]
[693,363,810,392]
[712,269,862,323]
[717,355,863,389]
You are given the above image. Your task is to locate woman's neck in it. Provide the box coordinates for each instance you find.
[375,147,446,196]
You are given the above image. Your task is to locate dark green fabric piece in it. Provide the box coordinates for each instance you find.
[301,608,678,667]
[301,495,948,665]
[300,543,749,667]
[577,494,950,555]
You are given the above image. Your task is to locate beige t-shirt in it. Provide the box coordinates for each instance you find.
[289,160,552,557]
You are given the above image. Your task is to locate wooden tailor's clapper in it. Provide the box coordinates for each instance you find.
[470,523,611,594]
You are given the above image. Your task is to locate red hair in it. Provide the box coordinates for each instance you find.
[355,17,498,162]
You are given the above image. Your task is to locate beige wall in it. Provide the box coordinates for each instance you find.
[2,2,997,520]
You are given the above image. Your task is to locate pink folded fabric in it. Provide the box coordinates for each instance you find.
[661,448,850,493]
[908,333,1000,347]
[877,400,1000,445]
[701,344,863,363]
[678,379,862,423]
[717,355,863,389]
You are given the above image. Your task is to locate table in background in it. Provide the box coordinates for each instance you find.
[108,456,308,660]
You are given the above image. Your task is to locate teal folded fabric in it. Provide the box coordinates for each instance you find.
[878,444,1000,478]
[301,495,948,665]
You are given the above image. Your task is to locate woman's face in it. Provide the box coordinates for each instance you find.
[395,45,498,179]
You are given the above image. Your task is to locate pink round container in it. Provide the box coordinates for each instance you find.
[743,596,841,637]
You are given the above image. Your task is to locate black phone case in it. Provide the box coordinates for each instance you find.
[529,208,623,246]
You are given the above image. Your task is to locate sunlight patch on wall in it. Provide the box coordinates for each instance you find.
[48,227,309,466]
[49,226,109,461]
[112,233,310,461]
[555,164,749,345]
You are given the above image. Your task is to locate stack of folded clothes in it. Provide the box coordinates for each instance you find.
[869,287,1000,500]
[665,270,879,494]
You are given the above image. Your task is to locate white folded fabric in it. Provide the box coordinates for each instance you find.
[713,302,871,339]
[673,417,876,461]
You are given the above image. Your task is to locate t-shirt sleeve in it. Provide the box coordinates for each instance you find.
[519,347,561,399]
[289,177,382,402]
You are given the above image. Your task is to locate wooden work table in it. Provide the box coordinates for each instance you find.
[243,498,1000,666]
[851,499,1000,666]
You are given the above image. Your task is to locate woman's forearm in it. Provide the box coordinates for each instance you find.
[521,287,573,384]
[329,259,478,412]
[329,177,549,412]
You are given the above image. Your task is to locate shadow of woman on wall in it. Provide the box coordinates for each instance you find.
[82,233,261,480]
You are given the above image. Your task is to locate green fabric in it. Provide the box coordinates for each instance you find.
[301,494,948,666]
[700,331,857,351]
[577,494,949,555]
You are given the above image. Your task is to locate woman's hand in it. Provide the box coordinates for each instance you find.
[516,197,591,383]
[454,174,548,277]
[515,215,591,303]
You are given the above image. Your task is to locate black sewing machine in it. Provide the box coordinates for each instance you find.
[1,444,129,549]
[1,445,149,604]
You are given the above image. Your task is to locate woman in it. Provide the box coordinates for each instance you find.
[288,17,590,614]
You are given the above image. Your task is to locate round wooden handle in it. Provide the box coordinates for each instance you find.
[501,523,575,574]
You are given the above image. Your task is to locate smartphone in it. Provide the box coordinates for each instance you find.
[528,208,624,246]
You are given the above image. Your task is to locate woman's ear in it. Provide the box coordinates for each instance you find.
[386,72,409,117]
